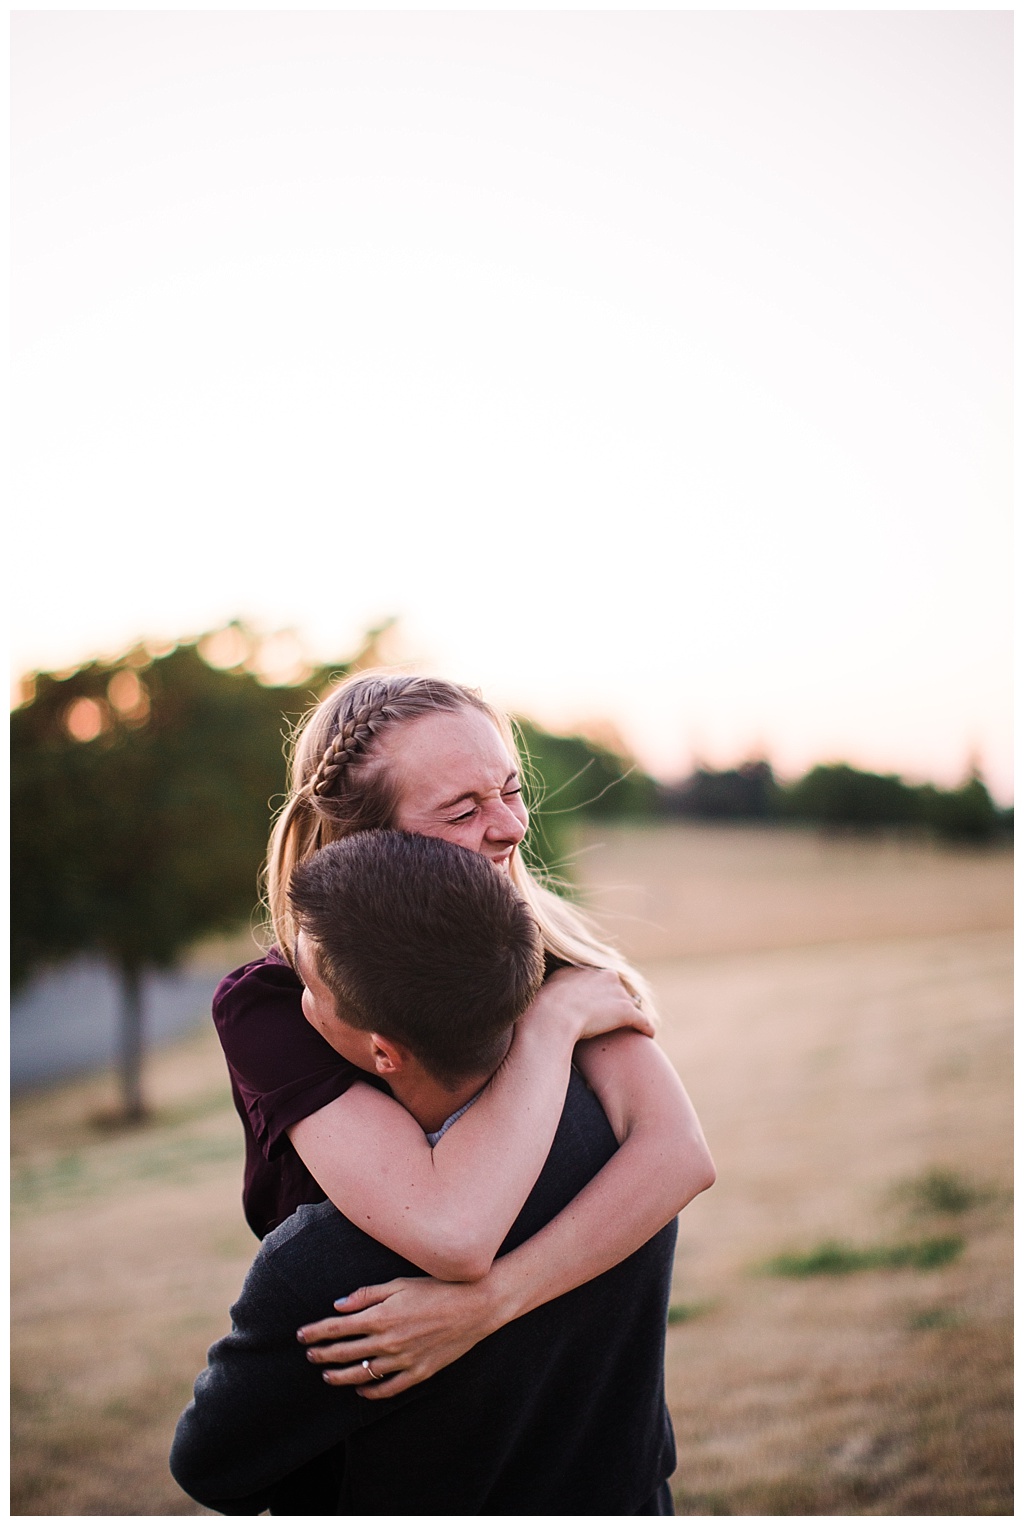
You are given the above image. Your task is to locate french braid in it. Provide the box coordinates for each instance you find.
[310,699,391,797]
[261,668,655,1015]
[266,673,492,958]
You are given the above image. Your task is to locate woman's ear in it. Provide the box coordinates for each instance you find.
[369,1033,408,1076]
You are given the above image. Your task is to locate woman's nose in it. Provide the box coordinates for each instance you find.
[487,798,526,843]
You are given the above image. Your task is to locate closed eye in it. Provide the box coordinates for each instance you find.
[448,805,479,823]
[449,786,520,823]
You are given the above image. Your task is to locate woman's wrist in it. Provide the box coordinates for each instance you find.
[514,981,580,1051]
[517,971,587,1047]
[474,1249,533,1333]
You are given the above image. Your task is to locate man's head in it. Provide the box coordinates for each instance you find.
[288,830,545,1090]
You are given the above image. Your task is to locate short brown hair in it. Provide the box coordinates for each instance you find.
[288,831,545,1087]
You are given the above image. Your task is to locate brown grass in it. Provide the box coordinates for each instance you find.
[11,824,1012,1515]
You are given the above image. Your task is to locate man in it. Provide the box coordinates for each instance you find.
[171,830,678,1514]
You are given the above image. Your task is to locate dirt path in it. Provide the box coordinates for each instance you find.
[11,827,1012,1514]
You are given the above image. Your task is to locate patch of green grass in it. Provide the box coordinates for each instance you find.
[908,1307,964,1331]
[760,1236,965,1278]
[667,1301,712,1325]
[901,1168,992,1216]
[11,1133,241,1211]
[131,1136,241,1180]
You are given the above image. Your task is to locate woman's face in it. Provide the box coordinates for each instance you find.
[384,707,528,872]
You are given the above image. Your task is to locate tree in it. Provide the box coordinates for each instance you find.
[780,763,921,830]
[11,628,349,1119]
[914,774,1004,842]
[661,760,780,820]
[514,718,659,878]
[779,762,1005,841]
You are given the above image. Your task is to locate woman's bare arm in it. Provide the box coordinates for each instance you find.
[298,1029,715,1396]
[481,1028,715,1315]
[288,968,654,1282]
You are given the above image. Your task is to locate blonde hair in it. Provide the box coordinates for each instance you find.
[264,670,652,1006]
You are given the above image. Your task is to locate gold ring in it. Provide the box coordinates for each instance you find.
[361,1358,382,1381]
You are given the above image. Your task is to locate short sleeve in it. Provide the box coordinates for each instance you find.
[213,952,362,1161]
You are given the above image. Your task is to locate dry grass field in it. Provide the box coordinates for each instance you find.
[11,824,1012,1515]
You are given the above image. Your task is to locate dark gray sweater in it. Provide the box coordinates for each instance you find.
[171,1071,677,1514]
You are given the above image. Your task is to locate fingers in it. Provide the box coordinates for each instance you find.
[331,1282,395,1312]
[318,1361,399,1385]
[298,1315,361,1344]
[304,1337,380,1366]
[318,1360,380,1387]
[317,1359,417,1399]
[297,1285,398,1343]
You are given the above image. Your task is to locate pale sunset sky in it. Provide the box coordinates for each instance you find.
[11,11,1012,799]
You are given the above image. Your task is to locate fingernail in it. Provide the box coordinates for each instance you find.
[333,1297,348,1308]
[296,1329,307,1343]
[306,1350,318,1362]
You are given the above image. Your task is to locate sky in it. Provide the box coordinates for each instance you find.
[11,11,1012,799]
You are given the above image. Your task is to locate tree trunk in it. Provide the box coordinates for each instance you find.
[118,963,147,1121]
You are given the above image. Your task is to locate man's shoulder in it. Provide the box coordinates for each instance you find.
[562,1063,618,1149]
[258,1072,617,1291]
[262,1199,341,1255]
[494,1068,618,1256]
[258,1199,417,1306]
[261,1199,373,1272]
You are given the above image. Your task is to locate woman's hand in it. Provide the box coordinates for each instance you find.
[297,1276,498,1400]
[295,1033,715,1404]
[524,966,655,1044]
[288,966,650,1282]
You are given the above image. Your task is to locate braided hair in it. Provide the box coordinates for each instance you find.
[265,673,495,959]
[309,695,399,798]
[262,668,653,1012]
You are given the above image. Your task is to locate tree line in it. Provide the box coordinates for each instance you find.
[658,759,1011,841]
[11,625,1010,1117]
[518,730,1010,863]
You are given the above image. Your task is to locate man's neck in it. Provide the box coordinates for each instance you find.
[386,1066,493,1136]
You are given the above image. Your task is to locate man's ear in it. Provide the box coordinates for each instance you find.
[369,1033,410,1076]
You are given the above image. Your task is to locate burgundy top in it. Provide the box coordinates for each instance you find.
[212,947,370,1238]
[214,946,569,1240]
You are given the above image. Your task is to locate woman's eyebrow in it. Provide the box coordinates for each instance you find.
[435,771,518,812]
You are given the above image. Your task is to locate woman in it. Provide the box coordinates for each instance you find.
[213,672,715,1399]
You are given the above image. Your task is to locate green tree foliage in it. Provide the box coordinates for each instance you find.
[662,760,779,820]
[781,763,1005,841]
[514,718,660,879]
[11,629,348,1118]
[913,776,1008,841]
[781,763,921,829]
[663,759,1009,843]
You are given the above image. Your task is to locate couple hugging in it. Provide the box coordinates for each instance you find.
[171,674,715,1515]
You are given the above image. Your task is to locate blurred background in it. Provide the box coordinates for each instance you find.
[11,11,1011,1516]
